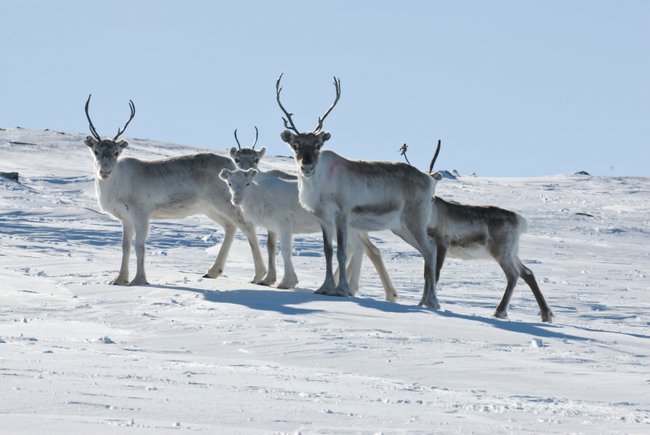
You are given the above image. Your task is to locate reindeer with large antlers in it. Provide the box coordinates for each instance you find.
[402,141,553,322]
[276,75,440,307]
[83,95,266,285]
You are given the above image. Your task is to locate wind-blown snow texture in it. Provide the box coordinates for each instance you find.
[1,128,649,433]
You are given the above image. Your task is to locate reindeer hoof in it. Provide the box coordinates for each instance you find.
[128,278,149,286]
[109,277,128,286]
[277,280,297,290]
[494,310,508,319]
[418,298,440,310]
[541,311,554,323]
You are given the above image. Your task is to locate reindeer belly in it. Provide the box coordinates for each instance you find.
[150,194,202,219]
[350,202,401,231]
[445,232,492,260]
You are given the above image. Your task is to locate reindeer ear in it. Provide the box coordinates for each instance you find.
[257,147,266,159]
[219,168,230,181]
[247,169,258,179]
[431,171,443,181]
[230,147,238,158]
[319,131,331,143]
[84,136,98,147]
[280,130,295,144]
[116,140,128,150]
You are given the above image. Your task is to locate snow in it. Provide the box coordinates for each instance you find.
[1,128,649,433]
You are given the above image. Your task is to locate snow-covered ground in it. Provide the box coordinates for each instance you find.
[1,128,649,433]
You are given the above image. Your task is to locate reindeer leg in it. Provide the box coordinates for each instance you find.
[345,233,364,296]
[110,219,133,285]
[277,230,298,289]
[239,220,267,283]
[129,211,150,286]
[332,213,352,297]
[258,231,277,286]
[518,259,553,323]
[395,224,438,309]
[436,244,447,284]
[494,260,520,320]
[360,232,398,302]
[204,221,236,279]
[315,223,338,295]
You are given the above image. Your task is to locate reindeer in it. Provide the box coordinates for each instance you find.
[230,127,296,180]
[82,95,266,286]
[403,141,553,322]
[219,166,399,299]
[276,75,440,308]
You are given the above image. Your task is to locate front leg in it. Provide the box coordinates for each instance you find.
[236,215,267,283]
[315,223,338,295]
[258,231,277,286]
[277,230,298,289]
[129,212,150,286]
[110,219,133,285]
[332,212,352,297]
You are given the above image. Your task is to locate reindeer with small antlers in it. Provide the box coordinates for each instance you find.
[83,95,266,285]
[276,74,440,307]
[402,141,553,322]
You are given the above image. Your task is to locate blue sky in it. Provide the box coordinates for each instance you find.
[2,0,648,176]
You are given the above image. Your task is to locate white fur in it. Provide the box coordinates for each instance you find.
[282,131,439,307]
[220,166,398,299]
[84,136,266,286]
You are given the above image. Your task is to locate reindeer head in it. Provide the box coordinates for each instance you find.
[276,74,340,177]
[83,95,135,180]
[229,127,267,170]
[219,168,257,206]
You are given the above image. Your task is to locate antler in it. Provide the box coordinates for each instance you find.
[399,139,442,174]
[251,126,259,149]
[399,143,412,166]
[275,73,300,134]
[429,139,441,174]
[234,126,259,150]
[84,94,101,141]
[314,76,341,133]
[113,99,136,141]
[233,129,242,150]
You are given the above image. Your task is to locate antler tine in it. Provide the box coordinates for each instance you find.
[429,139,442,174]
[84,94,102,141]
[275,73,300,134]
[113,99,136,141]
[399,143,412,166]
[233,129,242,150]
[251,126,259,149]
[314,76,341,133]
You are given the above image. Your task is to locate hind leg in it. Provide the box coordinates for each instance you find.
[204,221,236,279]
[494,259,520,319]
[518,259,553,322]
[359,232,398,302]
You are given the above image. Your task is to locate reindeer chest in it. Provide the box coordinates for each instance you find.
[297,177,328,215]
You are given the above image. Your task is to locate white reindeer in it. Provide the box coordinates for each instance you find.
[82,95,266,286]
[219,166,399,299]
[404,142,553,322]
[276,75,440,308]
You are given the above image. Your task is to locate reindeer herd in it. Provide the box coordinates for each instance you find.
[83,75,553,323]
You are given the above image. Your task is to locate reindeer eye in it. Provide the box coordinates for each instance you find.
[94,151,99,156]
[246,183,250,186]
[235,158,240,163]
[228,183,231,187]
[254,159,259,163]
[114,151,119,157]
